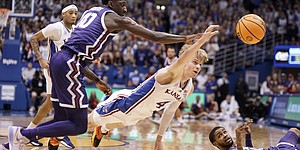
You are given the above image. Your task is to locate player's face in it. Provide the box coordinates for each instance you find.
[184,57,202,78]
[214,128,234,148]
[63,9,78,24]
[111,0,128,16]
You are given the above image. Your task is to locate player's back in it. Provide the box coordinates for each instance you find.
[63,6,117,62]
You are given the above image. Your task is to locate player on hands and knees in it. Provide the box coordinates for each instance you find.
[88,25,219,149]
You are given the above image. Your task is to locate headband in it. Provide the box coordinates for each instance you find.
[62,5,78,13]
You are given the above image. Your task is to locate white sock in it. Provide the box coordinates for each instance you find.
[177,116,184,123]
[101,125,109,133]
[27,122,37,129]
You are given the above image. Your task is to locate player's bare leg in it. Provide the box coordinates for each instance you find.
[31,94,52,125]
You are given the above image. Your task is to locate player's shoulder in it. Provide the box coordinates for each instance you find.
[45,21,64,29]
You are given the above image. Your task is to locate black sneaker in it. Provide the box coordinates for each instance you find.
[91,126,109,147]
[29,139,43,147]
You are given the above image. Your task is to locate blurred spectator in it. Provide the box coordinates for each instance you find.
[145,66,156,79]
[128,69,142,87]
[122,45,135,65]
[112,66,127,88]
[22,62,36,87]
[30,70,46,112]
[285,73,300,94]
[100,48,113,65]
[164,46,177,66]
[216,72,229,111]
[195,68,208,92]
[92,62,110,79]
[260,75,272,95]
[88,91,99,112]
[113,50,124,67]
[205,74,217,103]
[219,95,241,120]
[235,75,249,118]
[188,95,214,119]
[134,42,149,67]
[250,95,270,123]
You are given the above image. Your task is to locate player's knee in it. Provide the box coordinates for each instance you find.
[74,119,88,134]
[76,123,88,134]
[289,128,300,137]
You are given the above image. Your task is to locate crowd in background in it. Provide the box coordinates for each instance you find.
[1,0,300,116]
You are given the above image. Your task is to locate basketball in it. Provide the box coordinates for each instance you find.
[236,14,266,44]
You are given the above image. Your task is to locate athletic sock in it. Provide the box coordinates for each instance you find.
[27,122,37,129]
[101,125,109,133]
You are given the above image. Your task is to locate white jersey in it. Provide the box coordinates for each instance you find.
[41,21,74,95]
[41,21,73,61]
[93,74,193,126]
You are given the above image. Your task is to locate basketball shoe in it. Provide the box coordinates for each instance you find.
[0,143,9,150]
[91,126,110,147]
[61,136,75,149]
[8,126,30,149]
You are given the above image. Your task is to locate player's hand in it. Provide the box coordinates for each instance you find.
[185,33,203,43]
[201,25,219,41]
[95,81,112,96]
[154,139,164,150]
[38,58,49,69]
[236,119,253,134]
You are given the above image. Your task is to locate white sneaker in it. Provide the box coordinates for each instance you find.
[8,126,29,150]
[29,106,35,112]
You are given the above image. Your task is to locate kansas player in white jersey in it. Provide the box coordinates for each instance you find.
[7,0,211,149]
[89,25,219,149]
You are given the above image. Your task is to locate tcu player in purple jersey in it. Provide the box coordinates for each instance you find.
[8,0,205,149]
[210,121,300,150]
[1,4,79,150]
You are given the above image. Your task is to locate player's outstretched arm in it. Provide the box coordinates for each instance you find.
[154,101,181,150]
[105,13,202,44]
[30,31,49,69]
[83,66,112,96]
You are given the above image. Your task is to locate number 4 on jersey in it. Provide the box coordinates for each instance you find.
[156,101,171,109]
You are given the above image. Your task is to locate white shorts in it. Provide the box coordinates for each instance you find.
[92,89,143,126]
[43,69,52,95]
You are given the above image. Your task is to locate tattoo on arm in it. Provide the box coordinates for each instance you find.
[30,38,42,60]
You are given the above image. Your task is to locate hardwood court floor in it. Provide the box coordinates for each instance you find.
[0,111,288,150]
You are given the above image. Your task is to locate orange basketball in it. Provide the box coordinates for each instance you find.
[236,14,266,44]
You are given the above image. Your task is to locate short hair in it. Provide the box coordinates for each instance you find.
[102,0,109,5]
[179,44,209,64]
[209,126,224,144]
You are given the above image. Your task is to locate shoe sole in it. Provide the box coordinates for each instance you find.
[61,140,75,149]
[30,141,43,147]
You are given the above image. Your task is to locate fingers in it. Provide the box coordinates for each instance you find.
[205,25,219,32]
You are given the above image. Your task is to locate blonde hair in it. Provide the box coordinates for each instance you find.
[179,44,209,63]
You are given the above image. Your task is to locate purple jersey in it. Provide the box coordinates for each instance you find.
[63,6,117,62]
[228,131,299,150]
